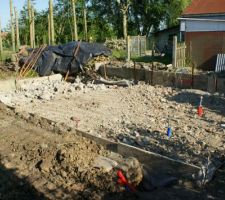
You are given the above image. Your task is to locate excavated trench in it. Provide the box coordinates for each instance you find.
[0,71,225,199]
[0,102,224,200]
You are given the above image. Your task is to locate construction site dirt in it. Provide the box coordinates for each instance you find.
[0,74,225,199]
[0,102,225,200]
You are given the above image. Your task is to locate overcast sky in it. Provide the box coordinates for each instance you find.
[0,0,49,30]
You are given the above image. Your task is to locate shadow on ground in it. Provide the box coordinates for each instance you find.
[0,157,224,200]
[166,90,225,117]
[0,163,46,200]
[116,125,212,166]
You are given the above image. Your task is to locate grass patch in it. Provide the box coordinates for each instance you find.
[24,70,39,78]
[111,50,127,60]
[0,50,14,62]
[112,50,172,64]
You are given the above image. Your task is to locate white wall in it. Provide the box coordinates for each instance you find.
[180,19,225,32]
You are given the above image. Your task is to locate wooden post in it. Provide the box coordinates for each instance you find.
[127,35,130,61]
[138,35,141,57]
[0,18,3,61]
[190,41,195,89]
[31,6,35,48]
[14,7,20,50]
[83,4,88,41]
[10,0,15,52]
[72,0,78,41]
[172,36,177,68]
[49,0,55,45]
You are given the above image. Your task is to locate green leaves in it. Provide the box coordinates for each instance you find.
[15,0,191,45]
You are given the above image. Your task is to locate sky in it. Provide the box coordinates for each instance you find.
[0,0,49,30]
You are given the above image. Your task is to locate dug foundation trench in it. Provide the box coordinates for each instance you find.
[0,70,224,198]
[0,77,201,187]
[7,105,200,185]
[98,65,225,93]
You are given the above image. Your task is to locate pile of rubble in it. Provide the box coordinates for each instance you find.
[104,61,175,72]
[0,74,108,106]
[105,39,126,50]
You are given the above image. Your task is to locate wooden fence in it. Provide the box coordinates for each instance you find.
[127,35,146,60]
[172,36,186,68]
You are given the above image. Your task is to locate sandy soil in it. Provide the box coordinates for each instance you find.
[10,84,225,166]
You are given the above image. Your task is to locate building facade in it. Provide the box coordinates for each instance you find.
[180,0,225,70]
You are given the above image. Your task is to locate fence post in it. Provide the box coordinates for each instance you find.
[173,36,177,68]
[138,35,141,57]
[127,35,130,61]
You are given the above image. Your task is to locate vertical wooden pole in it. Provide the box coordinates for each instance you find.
[49,0,55,45]
[122,7,128,40]
[127,35,130,61]
[31,6,35,48]
[28,0,33,48]
[138,35,141,57]
[14,7,20,50]
[72,0,78,41]
[48,14,51,45]
[172,36,177,68]
[0,18,3,60]
[83,3,88,41]
[10,0,15,51]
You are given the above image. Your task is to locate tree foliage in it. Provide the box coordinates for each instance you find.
[11,0,192,45]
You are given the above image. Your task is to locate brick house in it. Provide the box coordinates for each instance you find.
[180,0,225,70]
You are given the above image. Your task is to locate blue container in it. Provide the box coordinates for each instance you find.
[167,127,172,138]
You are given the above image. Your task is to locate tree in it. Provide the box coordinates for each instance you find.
[164,0,192,27]
[14,7,20,49]
[116,0,131,39]
[0,18,3,55]
[10,0,15,51]
[49,0,55,45]
[72,0,78,41]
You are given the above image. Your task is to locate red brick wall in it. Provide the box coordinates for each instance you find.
[185,32,225,70]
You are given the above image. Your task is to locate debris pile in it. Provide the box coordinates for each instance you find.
[4,83,224,167]
[105,39,126,50]
[0,74,109,106]
[104,61,175,72]
[18,41,111,77]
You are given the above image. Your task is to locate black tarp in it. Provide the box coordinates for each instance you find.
[34,41,111,76]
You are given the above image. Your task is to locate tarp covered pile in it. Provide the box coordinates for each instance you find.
[21,42,111,77]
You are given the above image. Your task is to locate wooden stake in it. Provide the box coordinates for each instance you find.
[10,0,15,52]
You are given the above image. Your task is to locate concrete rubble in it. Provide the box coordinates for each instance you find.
[0,75,224,167]
[0,74,109,106]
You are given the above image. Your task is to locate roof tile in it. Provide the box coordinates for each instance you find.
[183,0,225,15]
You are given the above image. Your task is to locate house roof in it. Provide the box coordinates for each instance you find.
[183,0,225,16]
